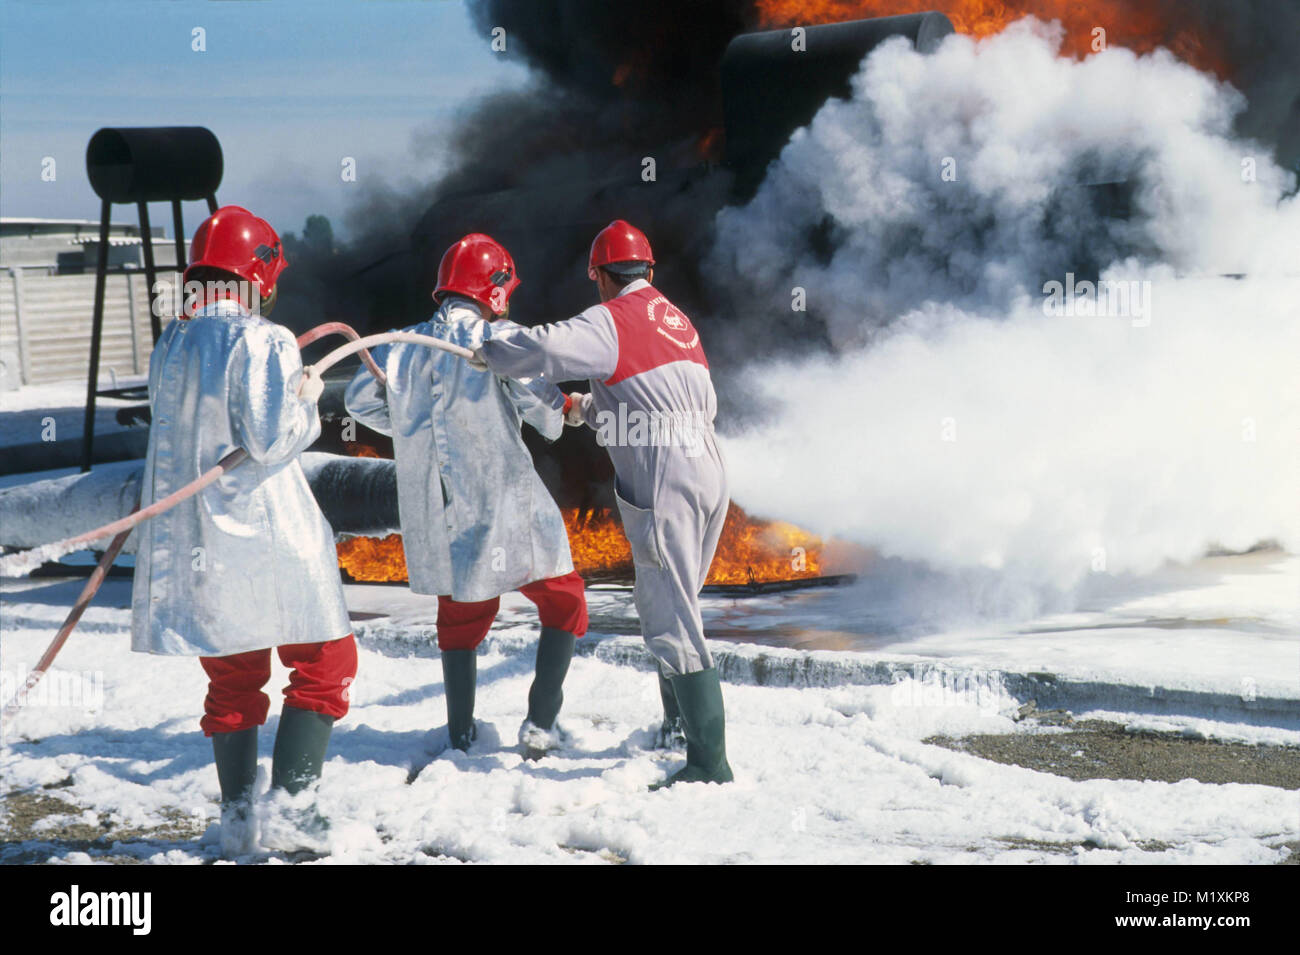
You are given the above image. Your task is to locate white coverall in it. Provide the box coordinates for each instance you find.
[478,279,728,674]
[343,295,573,602]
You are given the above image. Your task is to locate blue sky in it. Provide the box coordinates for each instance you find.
[0,0,530,239]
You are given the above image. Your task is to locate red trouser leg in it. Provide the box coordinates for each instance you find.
[519,570,589,637]
[277,635,358,720]
[200,649,273,737]
[436,596,500,651]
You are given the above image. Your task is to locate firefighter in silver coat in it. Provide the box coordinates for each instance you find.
[132,303,349,656]
[345,234,588,758]
[131,206,356,853]
[343,309,572,602]
[476,220,733,786]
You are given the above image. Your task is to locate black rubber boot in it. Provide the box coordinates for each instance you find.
[525,627,576,731]
[442,649,478,752]
[655,668,734,788]
[212,727,258,805]
[271,706,336,795]
[654,669,686,750]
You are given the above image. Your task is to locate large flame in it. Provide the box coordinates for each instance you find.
[337,504,826,585]
[565,502,825,584]
[337,533,408,582]
[756,0,1230,77]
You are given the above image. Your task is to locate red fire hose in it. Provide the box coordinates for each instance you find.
[297,321,388,386]
[1,322,464,722]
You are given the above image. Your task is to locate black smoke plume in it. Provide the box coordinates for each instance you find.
[277,0,1298,382]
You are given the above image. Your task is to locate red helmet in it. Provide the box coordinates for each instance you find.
[588,219,654,280]
[434,233,520,316]
[185,205,287,295]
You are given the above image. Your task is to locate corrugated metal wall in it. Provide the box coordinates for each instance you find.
[0,269,175,386]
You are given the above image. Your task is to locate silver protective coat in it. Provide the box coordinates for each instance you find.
[344,296,571,602]
[131,300,352,656]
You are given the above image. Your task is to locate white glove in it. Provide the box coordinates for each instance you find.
[297,365,325,403]
[565,393,591,427]
[466,347,489,372]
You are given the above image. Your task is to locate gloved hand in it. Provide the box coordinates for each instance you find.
[298,365,325,403]
[564,392,591,427]
[466,347,489,372]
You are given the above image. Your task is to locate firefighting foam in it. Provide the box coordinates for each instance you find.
[715,20,1300,590]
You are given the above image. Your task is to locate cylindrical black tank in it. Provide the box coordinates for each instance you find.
[86,126,223,203]
[722,12,954,191]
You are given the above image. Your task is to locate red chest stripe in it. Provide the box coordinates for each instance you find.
[604,285,709,386]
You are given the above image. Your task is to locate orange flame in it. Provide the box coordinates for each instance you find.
[566,502,825,584]
[755,0,1230,77]
[342,441,383,459]
[710,503,824,584]
[337,504,827,585]
[337,533,408,583]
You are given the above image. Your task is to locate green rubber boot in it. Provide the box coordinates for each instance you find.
[520,628,576,760]
[525,627,576,730]
[212,727,258,805]
[271,706,335,795]
[212,727,259,854]
[655,668,734,788]
[654,669,687,750]
[442,649,478,752]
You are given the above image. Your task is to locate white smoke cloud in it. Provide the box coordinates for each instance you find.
[714,20,1299,591]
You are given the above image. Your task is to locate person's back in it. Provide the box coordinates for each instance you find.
[566,278,724,514]
[476,220,734,787]
[345,233,587,758]
[346,295,570,601]
[134,300,345,654]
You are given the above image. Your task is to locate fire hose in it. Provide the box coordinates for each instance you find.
[1,324,475,721]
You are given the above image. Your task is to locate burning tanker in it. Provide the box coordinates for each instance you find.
[756,0,1232,72]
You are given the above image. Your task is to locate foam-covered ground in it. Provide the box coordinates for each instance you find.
[2,557,1296,865]
[0,380,144,454]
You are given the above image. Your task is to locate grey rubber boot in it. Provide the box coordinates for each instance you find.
[653,669,687,750]
[525,627,576,730]
[212,727,258,805]
[271,706,336,794]
[654,668,734,788]
[442,649,478,752]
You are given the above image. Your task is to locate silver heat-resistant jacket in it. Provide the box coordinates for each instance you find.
[131,300,351,657]
[343,296,571,602]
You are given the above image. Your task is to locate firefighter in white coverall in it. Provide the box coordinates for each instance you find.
[131,206,357,853]
[474,220,733,786]
[345,234,588,758]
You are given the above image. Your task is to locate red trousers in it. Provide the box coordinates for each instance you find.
[436,571,588,651]
[199,635,358,736]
